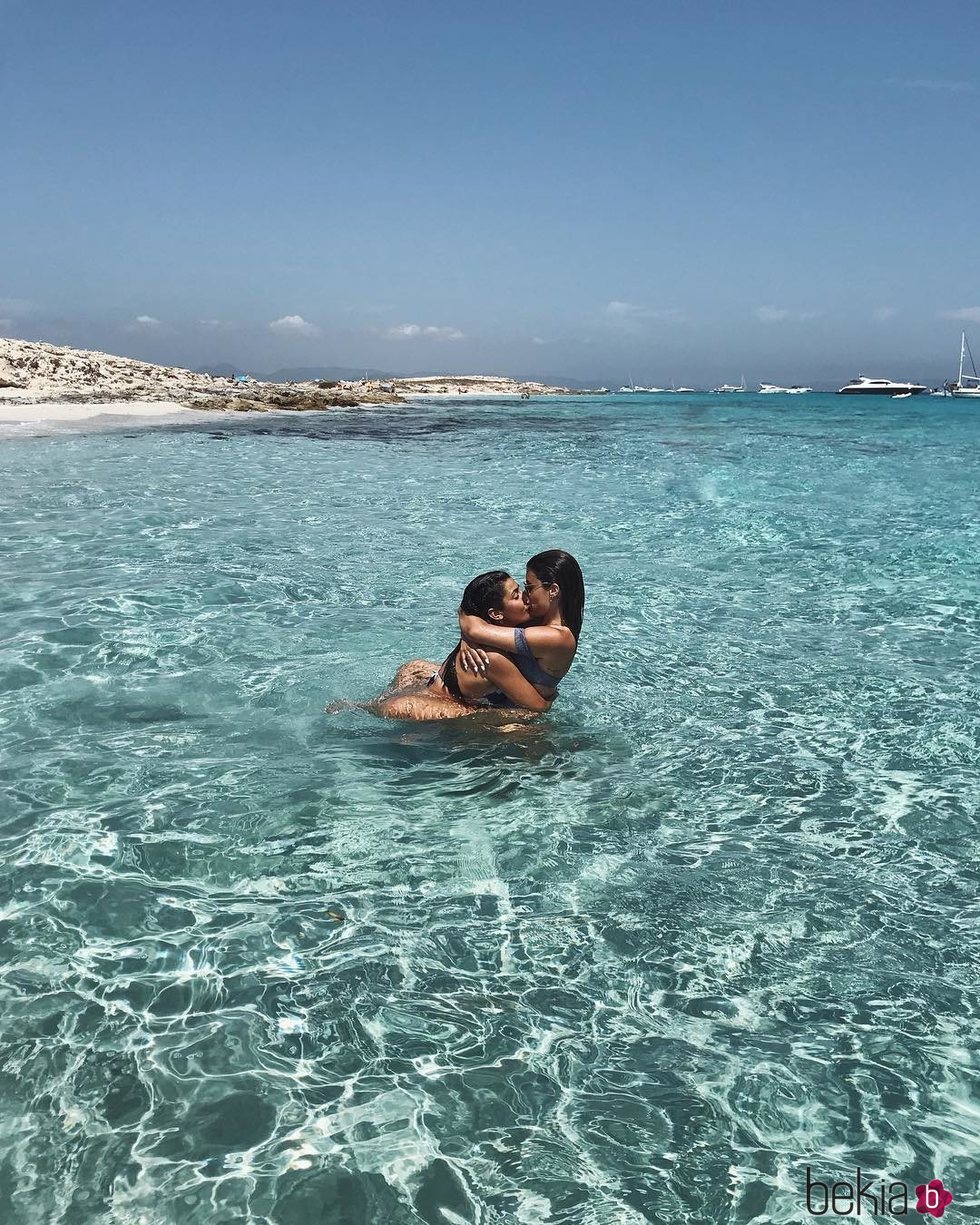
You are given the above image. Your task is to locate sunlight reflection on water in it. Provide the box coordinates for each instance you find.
[1,395,979,1222]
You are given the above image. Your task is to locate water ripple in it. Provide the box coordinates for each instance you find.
[1,396,979,1221]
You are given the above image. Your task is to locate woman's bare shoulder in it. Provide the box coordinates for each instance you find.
[521,624,576,647]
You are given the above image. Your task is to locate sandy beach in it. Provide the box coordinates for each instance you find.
[0,399,231,439]
[0,398,195,423]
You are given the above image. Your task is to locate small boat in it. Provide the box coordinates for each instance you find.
[837,376,927,396]
[948,332,980,397]
[760,383,813,394]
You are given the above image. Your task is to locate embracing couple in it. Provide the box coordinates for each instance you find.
[377,549,584,720]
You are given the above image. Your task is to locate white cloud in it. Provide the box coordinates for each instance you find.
[755,306,821,323]
[269,314,319,337]
[602,301,687,325]
[605,300,643,317]
[531,336,547,345]
[124,314,162,331]
[941,306,980,324]
[903,78,974,93]
[385,323,465,340]
[0,297,37,317]
[872,306,898,321]
[198,318,232,328]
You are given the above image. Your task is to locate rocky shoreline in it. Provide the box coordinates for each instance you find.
[0,337,578,413]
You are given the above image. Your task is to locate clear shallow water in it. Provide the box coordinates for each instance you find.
[1,392,979,1224]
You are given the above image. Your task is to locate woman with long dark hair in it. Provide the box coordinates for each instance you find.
[457,549,583,696]
[376,550,584,721]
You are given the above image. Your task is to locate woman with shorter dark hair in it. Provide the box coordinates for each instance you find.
[457,549,583,695]
[376,550,584,722]
[375,570,556,720]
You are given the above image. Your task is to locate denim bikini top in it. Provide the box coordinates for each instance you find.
[513,628,562,689]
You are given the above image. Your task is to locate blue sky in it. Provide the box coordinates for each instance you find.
[3,0,979,386]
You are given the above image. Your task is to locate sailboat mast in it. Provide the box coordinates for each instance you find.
[960,332,966,386]
[967,333,979,380]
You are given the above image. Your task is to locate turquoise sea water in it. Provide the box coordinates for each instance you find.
[1,392,979,1224]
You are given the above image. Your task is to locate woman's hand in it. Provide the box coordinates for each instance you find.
[459,640,491,675]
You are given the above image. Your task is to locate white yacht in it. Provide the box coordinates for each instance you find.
[949,332,980,397]
[759,383,813,394]
[619,381,664,393]
[712,376,746,393]
[837,376,926,396]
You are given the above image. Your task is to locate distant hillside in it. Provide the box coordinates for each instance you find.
[195,363,238,378]
[517,374,597,390]
[195,364,396,383]
[270,365,396,383]
[390,369,598,389]
[195,363,598,388]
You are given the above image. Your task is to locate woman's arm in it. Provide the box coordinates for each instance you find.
[482,653,554,711]
[458,614,573,651]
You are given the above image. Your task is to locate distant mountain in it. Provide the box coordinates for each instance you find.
[393,369,599,389]
[267,365,396,383]
[195,363,397,382]
[517,374,598,389]
[195,363,239,378]
[194,363,599,387]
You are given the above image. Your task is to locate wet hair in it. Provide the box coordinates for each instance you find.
[458,570,510,620]
[442,570,511,702]
[527,549,584,640]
